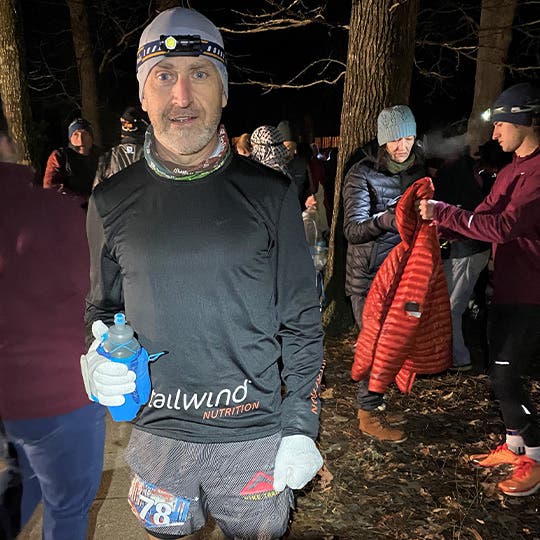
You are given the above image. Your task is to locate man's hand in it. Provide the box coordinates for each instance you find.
[273,435,323,492]
[80,320,136,407]
[417,199,438,220]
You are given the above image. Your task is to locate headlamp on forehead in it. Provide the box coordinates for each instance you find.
[481,104,540,123]
[137,34,226,72]
[161,34,203,54]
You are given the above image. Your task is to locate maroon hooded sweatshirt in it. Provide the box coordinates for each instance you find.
[433,147,540,305]
[0,163,89,419]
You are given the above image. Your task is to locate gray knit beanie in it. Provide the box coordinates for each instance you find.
[377,105,416,146]
[136,8,228,101]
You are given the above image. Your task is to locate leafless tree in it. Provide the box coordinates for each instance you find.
[222,2,346,93]
[416,0,538,149]
[66,0,102,145]
[467,0,518,155]
[0,0,34,165]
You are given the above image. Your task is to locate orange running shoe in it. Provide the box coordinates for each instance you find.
[469,443,521,468]
[498,456,540,497]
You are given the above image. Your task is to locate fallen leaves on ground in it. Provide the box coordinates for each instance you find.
[286,328,540,540]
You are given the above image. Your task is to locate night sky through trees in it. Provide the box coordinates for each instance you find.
[17,0,539,170]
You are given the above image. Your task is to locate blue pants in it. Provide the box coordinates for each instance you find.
[3,404,106,540]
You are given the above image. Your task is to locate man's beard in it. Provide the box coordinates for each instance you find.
[155,107,221,157]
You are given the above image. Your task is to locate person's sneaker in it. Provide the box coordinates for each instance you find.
[498,456,540,497]
[469,443,521,468]
[357,410,407,443]
[448,363,472,373]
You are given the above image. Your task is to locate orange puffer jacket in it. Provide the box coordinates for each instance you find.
[351,177,451,393]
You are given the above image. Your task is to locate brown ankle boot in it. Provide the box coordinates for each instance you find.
[357,409,407,443]
[373,407,407,426]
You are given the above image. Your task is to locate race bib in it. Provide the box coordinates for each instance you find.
[128,474,193,528]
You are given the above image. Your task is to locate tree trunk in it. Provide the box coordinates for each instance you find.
[323,0,419,335]
[467,0,517,156]
[67,0,102,146]
[0,0,34,166]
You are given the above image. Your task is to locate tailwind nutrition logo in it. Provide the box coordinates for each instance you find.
[148,379,260,419]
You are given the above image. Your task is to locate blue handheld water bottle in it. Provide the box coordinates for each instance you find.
[97,313,152,422]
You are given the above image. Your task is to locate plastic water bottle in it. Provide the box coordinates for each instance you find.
[103,313,139,359]
[313,241,328,272]
[98,313,151,422]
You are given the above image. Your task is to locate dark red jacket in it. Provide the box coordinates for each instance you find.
[43,145,101,199]
[0,163,89,419]
[351,177,452,394]
[434,147,540,305]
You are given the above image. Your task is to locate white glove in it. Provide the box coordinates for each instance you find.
[273,434,323,492]
[80,320,136,407]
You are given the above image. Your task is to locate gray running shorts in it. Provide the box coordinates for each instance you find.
[125,429,294,539]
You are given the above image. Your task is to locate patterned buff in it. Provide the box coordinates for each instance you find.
[250,125,292,178]
[143,124,231,181]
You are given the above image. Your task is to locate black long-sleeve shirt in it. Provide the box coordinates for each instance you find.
[85,153,324,443]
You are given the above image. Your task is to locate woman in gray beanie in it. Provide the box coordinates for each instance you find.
[343,104,427,443]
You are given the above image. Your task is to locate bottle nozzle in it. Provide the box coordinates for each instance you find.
[114,313,126,326]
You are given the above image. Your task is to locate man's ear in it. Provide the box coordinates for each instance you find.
[222,93,227,109]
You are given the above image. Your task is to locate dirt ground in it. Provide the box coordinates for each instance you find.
[287,321,540,540]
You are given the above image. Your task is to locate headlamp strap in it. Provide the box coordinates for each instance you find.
[137,34,226,70]
[492,105,539,115]
[482,102,540,122]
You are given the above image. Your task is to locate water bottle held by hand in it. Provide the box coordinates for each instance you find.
[98,313,151,422]
[103,313,140,359]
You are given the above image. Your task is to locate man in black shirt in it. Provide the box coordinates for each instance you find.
[80,7,324,539]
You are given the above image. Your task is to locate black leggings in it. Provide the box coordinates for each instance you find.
[488,304,540,447]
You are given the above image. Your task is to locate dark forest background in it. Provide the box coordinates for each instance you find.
[11,0,539,170]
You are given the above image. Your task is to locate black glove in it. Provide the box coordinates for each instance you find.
[374,210,397,232]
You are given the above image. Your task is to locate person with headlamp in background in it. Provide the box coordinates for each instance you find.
[80,7,324,539]
[93,106,147,187]
[418,82,540,497]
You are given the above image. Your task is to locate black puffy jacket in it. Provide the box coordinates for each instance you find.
[343,140,427,297]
